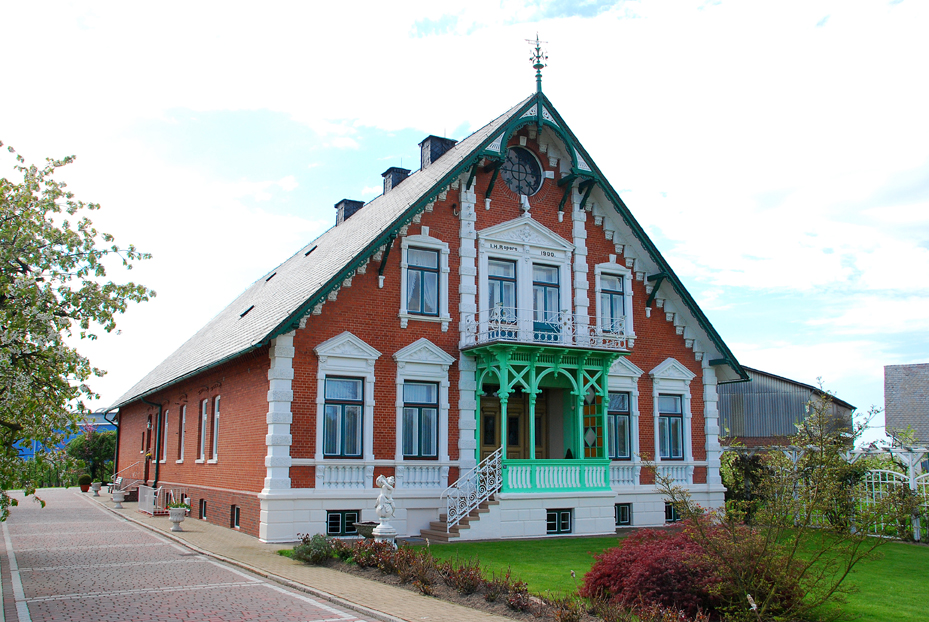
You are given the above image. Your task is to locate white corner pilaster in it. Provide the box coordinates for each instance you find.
[263,331,295,493]
[458,185,478,471]
[572,194,589,327]
[703,364,722,486]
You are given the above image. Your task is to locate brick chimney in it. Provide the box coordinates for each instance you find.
[381,167,410,193]
[334,199,365,225]
[419,135,457,169]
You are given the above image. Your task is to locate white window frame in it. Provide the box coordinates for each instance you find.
[399,227,451,331]
[197,399,208,463]
[594,257,635,339]
[209,395,220,463]
[159,409,169,463]
[608,357,643,464]
[176,404,186,463]
[476,219,574,340]
[649,358,696,463]
[314,332,381,463]
[393,338,455,464]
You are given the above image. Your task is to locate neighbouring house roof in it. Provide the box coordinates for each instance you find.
[113,91,747,409]
[718,366,856,441]
[885,363,929,444]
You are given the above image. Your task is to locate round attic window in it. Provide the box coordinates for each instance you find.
[500,147,543,196]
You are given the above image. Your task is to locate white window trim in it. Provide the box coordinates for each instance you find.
[399,227,451,332]
[649,358,696,463]
[176,404,185,464]
[211,395,220,462]
[159,409,169,463]
[477,218,574,338]
[594,257,635,341]
[393,338,456,464]
[314,332,381,463]
[198,399,208,462]
[607,358,644,463]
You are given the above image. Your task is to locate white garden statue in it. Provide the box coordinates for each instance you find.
[372,474,397,547]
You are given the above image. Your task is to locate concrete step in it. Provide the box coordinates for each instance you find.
[420,528,457,543]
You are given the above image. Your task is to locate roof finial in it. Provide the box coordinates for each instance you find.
[527,33,548,93]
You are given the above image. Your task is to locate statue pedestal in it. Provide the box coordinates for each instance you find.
[373,523,397,548]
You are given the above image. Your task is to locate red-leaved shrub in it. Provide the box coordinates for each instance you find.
[580,526,718,617]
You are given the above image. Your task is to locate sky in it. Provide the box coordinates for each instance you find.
[2,0,927,445]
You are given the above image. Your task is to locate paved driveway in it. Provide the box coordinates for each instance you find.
[0,488,375,622]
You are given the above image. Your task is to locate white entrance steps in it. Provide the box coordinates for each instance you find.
[420,495,499,542]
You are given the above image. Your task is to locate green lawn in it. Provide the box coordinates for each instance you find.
[419,535,621,595]
[423,536,929,621]
[814,540,929,622]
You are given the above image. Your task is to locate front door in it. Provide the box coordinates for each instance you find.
[479,393,547,460]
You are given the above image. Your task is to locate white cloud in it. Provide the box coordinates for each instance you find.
[278,175,299,192]
[361,185,382,197]
[330,137,360,149]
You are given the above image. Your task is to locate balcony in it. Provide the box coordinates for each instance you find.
[462,306,630,352]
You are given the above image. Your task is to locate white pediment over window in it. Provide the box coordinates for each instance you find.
[314,332,382,363]
[478,216,574,252]
[394,338,456,370]
[610,357,645,378]
[649,357,696,383]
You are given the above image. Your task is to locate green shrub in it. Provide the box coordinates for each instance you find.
[292,533,333,565]
[77,473,92,486]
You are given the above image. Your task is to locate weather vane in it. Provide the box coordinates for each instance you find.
[527,33,548,93]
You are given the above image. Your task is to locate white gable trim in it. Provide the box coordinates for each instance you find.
[478,216,575,252]
[314,331,382,362]
[650,357,697,384]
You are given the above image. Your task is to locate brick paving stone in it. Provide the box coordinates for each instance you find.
[1,489,379,622]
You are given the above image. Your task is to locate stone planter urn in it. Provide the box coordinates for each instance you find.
[111,490,126,509]
[90,482,102,497]
[353,521,379,539]
[168,507,187,532]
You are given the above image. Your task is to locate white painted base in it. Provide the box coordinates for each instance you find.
[257,486,726,543]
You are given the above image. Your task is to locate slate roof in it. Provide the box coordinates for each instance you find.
[114,91,748,409]
[112,97,533,408]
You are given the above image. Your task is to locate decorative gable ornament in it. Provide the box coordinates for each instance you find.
[610,357,645,378]
[314,332,382,367]
[649,357,697,384]
[478,216,574,252]
[393,338,456,372]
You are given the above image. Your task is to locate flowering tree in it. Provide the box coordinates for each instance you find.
[0,142,154,518]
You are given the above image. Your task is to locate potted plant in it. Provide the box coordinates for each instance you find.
[78,473,92,493]
[167,501,190,532]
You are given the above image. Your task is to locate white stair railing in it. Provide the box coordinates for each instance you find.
[441,448,502,532]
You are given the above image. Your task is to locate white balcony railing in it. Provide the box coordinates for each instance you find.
[656,463,695,486]
[609,463,640,488]
[462,306,629,351]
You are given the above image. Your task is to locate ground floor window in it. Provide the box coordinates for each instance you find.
[231,505,240,529]
[327,510,360,536]
[658,394,684,460]
[665,502,682,523]
[546,509,573,534]
[615,503,632,526]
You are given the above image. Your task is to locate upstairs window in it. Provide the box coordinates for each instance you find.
[210,396,220,461]
[607,392,631,460]
[177,405,186,462]
[323,378,363,458]
[402,382,438,459]
[658,394,684,460]
[600,273,625,333]
[198,400,208,461]
[532,264,560,332]
[406,248,439,316]
[488,259,517,320]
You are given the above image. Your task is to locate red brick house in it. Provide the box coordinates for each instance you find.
[112,89,748,542]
